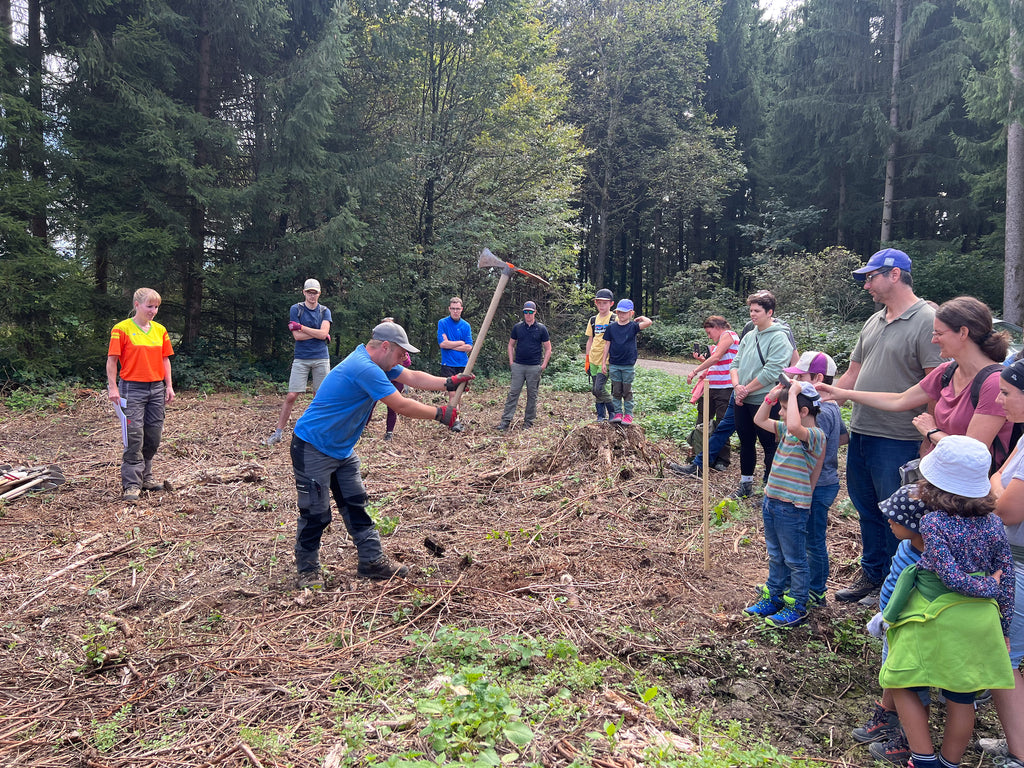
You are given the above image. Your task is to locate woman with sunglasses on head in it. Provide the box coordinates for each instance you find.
[819,296,1012,459]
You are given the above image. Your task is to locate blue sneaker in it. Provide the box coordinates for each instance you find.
[756,583,796,608]
[764,605,807,628]
[744,594,785,617]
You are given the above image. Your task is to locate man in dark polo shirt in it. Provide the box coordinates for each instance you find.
[497,301,552,430]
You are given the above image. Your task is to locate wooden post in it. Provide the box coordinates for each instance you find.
[701,379,711,571]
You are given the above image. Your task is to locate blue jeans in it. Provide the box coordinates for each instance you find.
[609,364,636,415]
[694,395,736,466]
[763,496,810,611]
[846,432,921,583]
[761,499,806,614]
[808,482,839,597]
[500,362,543,426]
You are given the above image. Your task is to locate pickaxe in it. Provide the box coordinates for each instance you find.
[449,248,551,408]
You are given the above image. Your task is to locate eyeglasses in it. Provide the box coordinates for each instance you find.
[523,310,535,314]
[304,289,320,295]
[864,268,892,284]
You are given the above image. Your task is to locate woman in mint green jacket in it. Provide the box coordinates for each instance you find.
[728,291,795,499]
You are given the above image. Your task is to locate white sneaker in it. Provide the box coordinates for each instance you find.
[263,428,283,446]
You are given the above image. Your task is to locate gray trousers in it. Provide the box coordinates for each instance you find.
[119,380,165,489]
[290,436,382,574]
[500,363,542,427]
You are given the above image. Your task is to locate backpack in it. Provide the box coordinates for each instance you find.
[940,361,1023,470]
[293,302,327,330]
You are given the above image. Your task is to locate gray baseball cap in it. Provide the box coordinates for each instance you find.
[371,322,420,353]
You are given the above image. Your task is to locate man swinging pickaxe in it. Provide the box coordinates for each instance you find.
[448,248,551,412]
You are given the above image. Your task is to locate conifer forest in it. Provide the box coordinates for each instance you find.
[1,0,1023,383]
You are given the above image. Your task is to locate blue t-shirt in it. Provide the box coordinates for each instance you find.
[437,316,473,367]
[603,320,641,366]
[294,345,402,459]
[510,321,550,365]
[816,401,848,487]
[291,303,332,360]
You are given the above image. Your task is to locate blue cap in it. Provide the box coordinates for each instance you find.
[522,301,537,312]
[853,248,912,280]
[615,299,634,312]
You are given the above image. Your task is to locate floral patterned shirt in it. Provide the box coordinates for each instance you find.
[918,510,1016,634]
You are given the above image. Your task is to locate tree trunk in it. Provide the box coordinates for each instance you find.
[631,216,642,311]
[1005,121,1024,324]
[183,5,211,347]
[27,0,45,239]
[837,166,847,246]
[1005,0,1023,325]
[880,0,903,244]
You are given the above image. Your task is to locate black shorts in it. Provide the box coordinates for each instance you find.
[440,365,465,378]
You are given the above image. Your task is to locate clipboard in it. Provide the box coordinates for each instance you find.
[112,397,129,447]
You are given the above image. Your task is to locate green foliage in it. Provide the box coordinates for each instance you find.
[655,262,744,329]
[906,245,1005,310]
[80,621,117,669]
[91,704,132,752]
[2,384,77,412]
[415,669,534,760]
[748,247,873,324]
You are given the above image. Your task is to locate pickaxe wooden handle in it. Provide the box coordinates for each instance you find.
[449,248,550,409]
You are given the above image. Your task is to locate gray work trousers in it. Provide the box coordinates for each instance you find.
[119,380,165,489]
[499,363,542,427]
[290,436,382,574]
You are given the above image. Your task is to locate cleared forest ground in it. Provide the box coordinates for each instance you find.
[0,384,1007,767]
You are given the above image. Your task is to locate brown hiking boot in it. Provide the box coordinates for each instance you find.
[295,569,324,590]
[357,555,409,580]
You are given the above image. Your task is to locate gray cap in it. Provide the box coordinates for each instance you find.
[371,322,419,353]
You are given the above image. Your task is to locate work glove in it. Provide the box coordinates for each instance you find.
[444,372,476,391]
[585,355,591,375]
[288,321,301,331]
[866,611,887,639]
[434,406,458,428]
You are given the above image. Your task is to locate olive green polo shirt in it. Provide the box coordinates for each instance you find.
[849,299,944,440]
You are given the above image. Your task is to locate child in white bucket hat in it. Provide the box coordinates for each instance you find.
[879,434,1015,768]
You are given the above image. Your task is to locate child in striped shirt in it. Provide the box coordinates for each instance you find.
[743,379,825,627]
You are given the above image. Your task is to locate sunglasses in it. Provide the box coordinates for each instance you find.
[523,310,535,314]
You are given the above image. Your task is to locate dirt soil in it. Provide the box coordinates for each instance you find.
[0,383,1006,767]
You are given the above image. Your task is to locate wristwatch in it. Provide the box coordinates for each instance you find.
[926,428,941,443]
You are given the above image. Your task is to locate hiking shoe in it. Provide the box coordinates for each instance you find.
[868,729,911,765]
[621,414,634,425]
[141,479,164,492]
[731,481,754,499]
[807,590,827,608]
[263,428,283,446]
[711,460,729,472]
[996,755,1024,768]
[756,583,796,608]
[357,555,409,580]
[744,594,785,618]
[384,431,393,441]
[295,569,324,590]
[609,413,623,423]
[123,485,140,502]
[496,422,509,432]
[764,605,807,628]
[668,461,699,477]
[836,573,881,603]
[977,739,1008,757]
[852,701,901,743]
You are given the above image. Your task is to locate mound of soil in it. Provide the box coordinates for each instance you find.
[0,384,1005,766]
